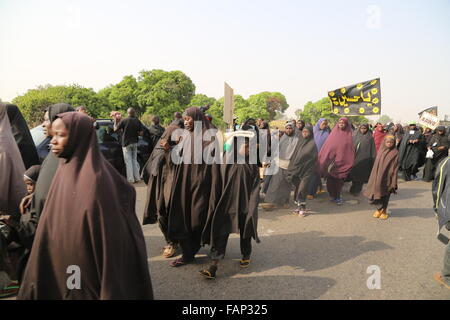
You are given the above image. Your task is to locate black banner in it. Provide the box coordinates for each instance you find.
[328,78,381,116]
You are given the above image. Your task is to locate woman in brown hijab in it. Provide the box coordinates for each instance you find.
[364,135,399,220]
[18,112,153,300]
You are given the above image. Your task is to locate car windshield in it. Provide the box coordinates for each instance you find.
[30,125,47,146]
[96,121,119,143]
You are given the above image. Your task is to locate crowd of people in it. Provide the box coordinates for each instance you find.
[1,101,450,299]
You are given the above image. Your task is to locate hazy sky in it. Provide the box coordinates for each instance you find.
[1,0,450,122]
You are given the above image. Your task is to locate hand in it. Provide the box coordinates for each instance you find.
[0,215,13,227]
[19,194,33,214]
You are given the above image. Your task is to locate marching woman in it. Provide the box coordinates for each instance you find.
[167,107,221,267]
[286,126,318,217]
[199,131,260,279]
[423,126,449,182]
[142,120,183,258]
[373,123,386,153]
[18,112,153,299]
[349,124,376,196]
[307,118,330,198]
[318,118,355,205]
[364,135,399,220]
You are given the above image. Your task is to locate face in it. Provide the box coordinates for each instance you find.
[409,125,416,130]
[438,130,445,135]
[42,111,52,137]
[50,118,70,157]
[183,115,194,131]
[285,126,294,136]
[338,119,346,130]
[360,126,368,134]
[23,178,35,194]
[302,128,310,139]
[320,120,328,130]
[385,139,395,149]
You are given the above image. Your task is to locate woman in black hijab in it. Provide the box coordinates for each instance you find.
[167,107,221,267]
[5,104,40,169]
[349,124,376,196]
[18,112,153,299]
[199,131,260,279]
[142,122,183,258]
[286,126,318,217]
[398,123,424,181]
[423,126,450,182]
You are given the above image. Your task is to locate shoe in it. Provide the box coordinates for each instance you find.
[306,195,314,200]
[162,244,178,258]
[199,265,217,280]
[335,198,344,205]
[260,203,276,211]
[373,210,382,218]
[433,272,450,290]
[298,209,307,217]
[170,257,193,267]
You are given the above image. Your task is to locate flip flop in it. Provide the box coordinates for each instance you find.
[0,282,20,298]
[170,257,191,267]
[199,265,217,280]
[433,272,450,290]
[240,259,251,268]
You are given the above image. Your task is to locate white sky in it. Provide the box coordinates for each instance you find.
[1,0,450,123]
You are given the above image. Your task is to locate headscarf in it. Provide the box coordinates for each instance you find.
[24,165,41,183]
[5,104,40,169]
[279,122,299,161]
[0,104,27,218]
[286,125,318,183]
[313,118,330,151]
[364,135,399,200]
[318,117,355,179]
[18,112,153,299]
[373,123,386,152]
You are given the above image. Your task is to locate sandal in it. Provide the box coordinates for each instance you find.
[199,265,217,280]
[240,259,251,268]
[291,209,300,216]
[433,272,450,290]
[170,257,192,268]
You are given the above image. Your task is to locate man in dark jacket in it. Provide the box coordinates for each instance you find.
[115,108,145,183]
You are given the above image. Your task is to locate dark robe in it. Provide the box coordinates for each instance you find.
[364,140,399,201]
[398,128,424,176]
[18,112,153,300]
[5,104,40,169]
[432,156,450,235]
[423,128,450,182]
[166,107,221,258]
[350,126,376,184]
[148,123,165,149]
[202,136,260,249]
[28,104,75,226]
[0,104,27,219]
[264,124,299,206]
[142,124,182,246]
[286,126,318,187]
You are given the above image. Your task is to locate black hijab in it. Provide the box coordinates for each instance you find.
[286,126,318,184]
[6,104,40,169]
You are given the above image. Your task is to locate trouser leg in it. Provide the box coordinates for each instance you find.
[239,215,252,259]
[131,143,140,181]
[123,145,134,183]
[210,233,230,260]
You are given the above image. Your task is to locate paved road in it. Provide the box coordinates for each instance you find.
[138,178,450,300]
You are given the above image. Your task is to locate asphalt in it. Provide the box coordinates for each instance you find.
[138,178,450,300]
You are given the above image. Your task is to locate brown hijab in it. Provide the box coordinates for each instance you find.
[18,112,153,300]
[0,103,27,219]
[364,135,399,200]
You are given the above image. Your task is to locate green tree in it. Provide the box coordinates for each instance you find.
[190,94,216,109]
[12,84,109,126]
[247,92,289,121]
[137,69,196,124]
[98,75,140,116]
